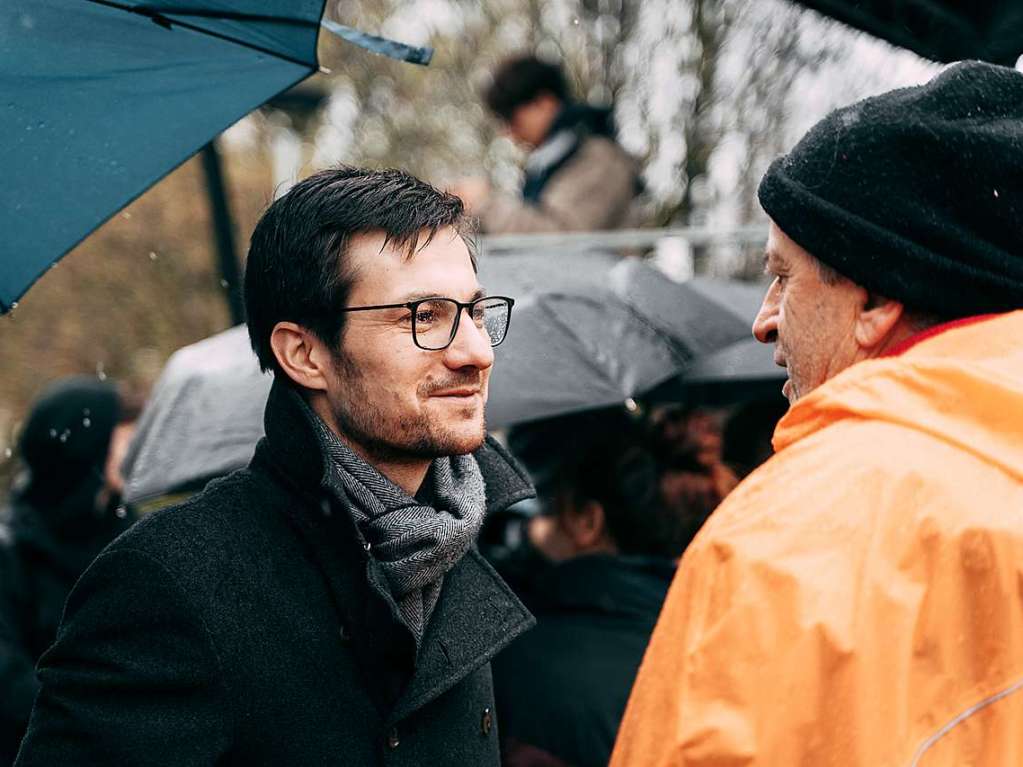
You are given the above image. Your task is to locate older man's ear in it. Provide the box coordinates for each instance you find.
[854,293,906,352]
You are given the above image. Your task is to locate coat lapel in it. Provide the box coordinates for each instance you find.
[388,549,535,724]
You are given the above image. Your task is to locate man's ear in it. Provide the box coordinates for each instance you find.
[269,322,335,391]
[855,293,905,351]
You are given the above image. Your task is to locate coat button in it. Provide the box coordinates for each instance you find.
[387,727,400,749]
[481,707,493,737]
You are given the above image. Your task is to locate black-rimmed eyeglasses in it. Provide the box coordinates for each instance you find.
[338,295,515,351]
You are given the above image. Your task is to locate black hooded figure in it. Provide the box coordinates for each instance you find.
[0,377,136,764]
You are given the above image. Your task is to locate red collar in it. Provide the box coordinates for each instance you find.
[884,314,999,357]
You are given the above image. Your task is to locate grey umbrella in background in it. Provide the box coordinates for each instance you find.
[121,325,270,506]
[486,290,685,428]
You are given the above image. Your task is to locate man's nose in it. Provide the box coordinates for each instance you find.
[444,310,495,370]
[752,289,779,344]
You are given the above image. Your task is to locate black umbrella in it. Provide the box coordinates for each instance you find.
[486,290,686,428]
[788,0,1023,65]
[0,1,430,313]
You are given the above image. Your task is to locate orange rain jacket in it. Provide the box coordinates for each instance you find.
[611,311,1023,767]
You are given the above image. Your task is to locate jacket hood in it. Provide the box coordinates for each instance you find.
[774,311,1023,481]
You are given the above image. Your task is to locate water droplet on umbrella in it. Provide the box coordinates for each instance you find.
[3,448,11,459]
[82,418,91,427]
[59,432,69,443]
[220,279,229,288]
[115,505,128,519]
[49,428,57,438]
[994,189,1000,198]
[149,251,158,261]
[96,362,107,381]
[83,408,91,416]
[122,212,132,220]
[9,302,18,310]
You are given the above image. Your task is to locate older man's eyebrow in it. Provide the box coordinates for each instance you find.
[763,250,785,275]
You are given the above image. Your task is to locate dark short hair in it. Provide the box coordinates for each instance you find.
[509,408,707,558]
[484,54,569,120]
[244,166,471,377]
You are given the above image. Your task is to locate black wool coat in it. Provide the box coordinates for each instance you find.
[15,382,535,766]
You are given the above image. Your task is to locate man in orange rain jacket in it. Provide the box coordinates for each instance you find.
[611,61,1023,767]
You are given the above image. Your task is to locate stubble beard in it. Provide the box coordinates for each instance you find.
[329,352,487,465]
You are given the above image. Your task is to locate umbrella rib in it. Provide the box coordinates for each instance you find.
[84,0,319,71]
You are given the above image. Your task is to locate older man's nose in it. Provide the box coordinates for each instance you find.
[752,292,779,344]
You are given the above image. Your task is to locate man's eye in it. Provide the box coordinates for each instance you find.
[415,309,437,324]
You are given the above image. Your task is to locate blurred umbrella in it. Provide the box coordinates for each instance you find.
[122,325,270,505]
[486,291,686,428]
[478,250,622,298]
[659,338,785,406]
[607,261,752,360]
[0,0,431,313]
[788,0,1023,65]
[647,276,787,405]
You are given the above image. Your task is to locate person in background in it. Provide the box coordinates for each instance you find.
[611,61,1023,766]
[490,407,733,767]
[650,406,739,512]
[452,54,639,234]
[0,377,140,765]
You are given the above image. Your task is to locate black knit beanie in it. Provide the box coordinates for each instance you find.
[758,60,1023,317]
[18,376,120,502]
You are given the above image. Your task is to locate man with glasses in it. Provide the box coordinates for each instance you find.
[15,167,534,767]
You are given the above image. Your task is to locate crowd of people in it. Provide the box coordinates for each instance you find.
[0,54,1021,767]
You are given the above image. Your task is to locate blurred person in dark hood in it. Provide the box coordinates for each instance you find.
[0,376,139,764]
[451,54,639,234]
[490,407,733,767]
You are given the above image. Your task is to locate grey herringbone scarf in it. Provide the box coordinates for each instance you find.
[302,399,487,647]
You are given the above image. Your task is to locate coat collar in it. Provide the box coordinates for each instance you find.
[250,377,535,718]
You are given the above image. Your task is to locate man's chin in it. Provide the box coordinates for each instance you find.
[440,422,488,456]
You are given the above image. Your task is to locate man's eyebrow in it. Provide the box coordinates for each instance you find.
[763,249,784,274]
[397,287,487,303]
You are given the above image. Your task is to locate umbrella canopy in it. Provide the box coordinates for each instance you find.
[0,0,327,312]
[121,324,270,504]
[788,0,1023,66]
[486,290,686,429]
